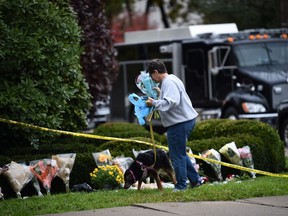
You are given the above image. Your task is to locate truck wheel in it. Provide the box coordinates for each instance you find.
[222,107,239,120]
[282,119,288,147]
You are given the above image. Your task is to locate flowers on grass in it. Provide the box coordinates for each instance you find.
[90,165,124,189]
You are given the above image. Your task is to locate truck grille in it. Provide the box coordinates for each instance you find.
[272,83,288,109]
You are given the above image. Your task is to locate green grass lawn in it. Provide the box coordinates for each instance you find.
[0,175,287,216]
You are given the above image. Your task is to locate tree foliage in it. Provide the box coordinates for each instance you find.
[105,0,284,37]
[0,0,91,146]
[189,0,281,29]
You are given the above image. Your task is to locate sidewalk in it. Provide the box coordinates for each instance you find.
[43,195,288,216]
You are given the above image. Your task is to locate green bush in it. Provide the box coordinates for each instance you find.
[0,0,91,148]
[0,135,100,159]
[189,119,285,172]
[93,122,164,143]
[95,137,166,158]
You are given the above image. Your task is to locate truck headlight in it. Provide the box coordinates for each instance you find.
[242,102,266,113]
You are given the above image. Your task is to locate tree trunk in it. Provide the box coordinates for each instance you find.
[145,0,170,28]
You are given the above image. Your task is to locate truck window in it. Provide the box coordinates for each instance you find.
[184,49,207,104]
[115,42,172,61]
[267,42,288,64]
[116,44,147,61]
[234,41,288,67]
[234,44,269,66]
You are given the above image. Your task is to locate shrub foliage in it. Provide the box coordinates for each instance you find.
[0,0,91,147]
[189,119,285,172]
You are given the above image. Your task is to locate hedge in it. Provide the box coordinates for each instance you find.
[93,122,164,143]
[189,119,285,172]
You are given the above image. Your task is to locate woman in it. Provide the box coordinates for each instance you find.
[145,59,206,191]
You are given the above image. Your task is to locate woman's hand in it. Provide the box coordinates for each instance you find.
[146,97,154,107]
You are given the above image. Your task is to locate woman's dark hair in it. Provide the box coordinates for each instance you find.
[146,59,167,74]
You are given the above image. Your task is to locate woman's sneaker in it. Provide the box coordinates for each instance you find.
[191,177,208,188]
[173,186,187,192]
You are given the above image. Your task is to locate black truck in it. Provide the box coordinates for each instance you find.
[111,23,288,142]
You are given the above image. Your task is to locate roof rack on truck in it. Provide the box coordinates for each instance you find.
[123,23,239,44]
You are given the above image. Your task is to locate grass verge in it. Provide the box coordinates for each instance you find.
[0,175,287,216]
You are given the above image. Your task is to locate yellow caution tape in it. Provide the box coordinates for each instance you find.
[189,153,288,178]
[1,117,288,178]
[0,117,162,147]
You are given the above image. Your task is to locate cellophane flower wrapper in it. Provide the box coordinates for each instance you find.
[52,153,76,191]
[238,146,256,178]
[0,186,3,200]
[219,142,243,166]
[30,159,59,193]
[202,149,223,181]
[111,156,134,173]
[92,149,112,167]
[2,161,34,194]
[135,71,159,99]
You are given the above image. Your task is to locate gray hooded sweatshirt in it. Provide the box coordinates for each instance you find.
[152,74,198,128]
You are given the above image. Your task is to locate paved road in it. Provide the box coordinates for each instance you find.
[43,195,288,216]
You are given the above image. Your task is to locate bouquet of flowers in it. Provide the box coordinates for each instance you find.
[92,149,112,167]
[30,159,59,194]
[238,146,256,178]
[219,142,243,166]
[201,149,223,181]
[90,165,124,190]
[129,71,160,125]
[135,71,159,99]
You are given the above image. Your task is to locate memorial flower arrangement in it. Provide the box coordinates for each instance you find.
[90,165,124,189]
[128,71,160,125]
[135,71,159,99]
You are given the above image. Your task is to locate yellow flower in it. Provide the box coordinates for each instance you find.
[98,154,109,162]
[90,165,124,190]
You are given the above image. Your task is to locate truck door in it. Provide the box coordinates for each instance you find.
[208,46,237,101]
[183,48,208,106]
